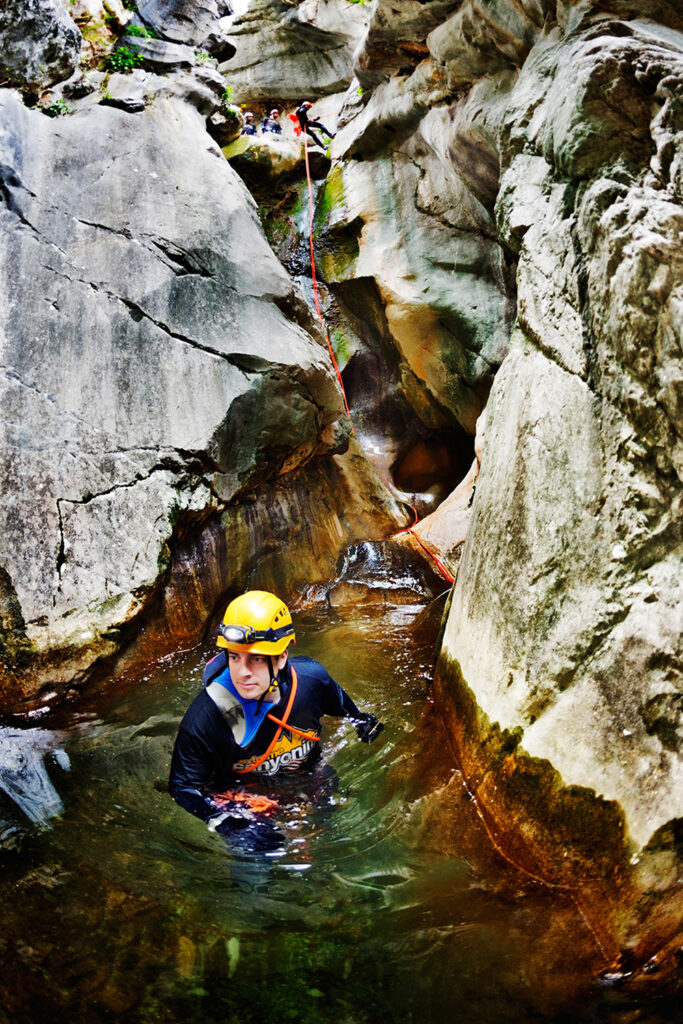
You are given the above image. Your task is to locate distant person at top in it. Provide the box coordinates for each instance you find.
[241,111,257,136]
[294,101,336,149]
[261,108,282,134]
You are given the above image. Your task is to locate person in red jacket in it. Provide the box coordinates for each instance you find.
[169,591,382,852]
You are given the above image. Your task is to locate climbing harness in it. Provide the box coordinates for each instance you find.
[210,789,281,814]
[234,667,320,774]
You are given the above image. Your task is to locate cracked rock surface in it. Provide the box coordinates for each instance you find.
[220,0,369,101]
[0,0,81,90]
[433,13,683,941]
[0,88,349,694]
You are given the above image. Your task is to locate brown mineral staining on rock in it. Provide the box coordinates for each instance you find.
[1,0,682,974]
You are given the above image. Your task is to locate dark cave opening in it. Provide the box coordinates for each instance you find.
[391,426,475,503]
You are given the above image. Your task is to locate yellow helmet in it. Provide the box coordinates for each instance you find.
[217,590,295,655]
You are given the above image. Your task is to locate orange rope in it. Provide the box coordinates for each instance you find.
[302,137,452,584]
[234,666,300,774]
[405,526,455,584]
[303,137,353,425]
[395,502,456,584]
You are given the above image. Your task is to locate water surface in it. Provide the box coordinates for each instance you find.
[0,601,676,1024]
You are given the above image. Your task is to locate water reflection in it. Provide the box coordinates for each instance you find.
[0,602,678,1024]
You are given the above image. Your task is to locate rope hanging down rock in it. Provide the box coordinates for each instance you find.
[303,137,454,586]
[303,137,352,423]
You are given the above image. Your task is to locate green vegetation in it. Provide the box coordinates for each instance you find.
[107,45,144,72]
[43,97,72,117]
[221,85,234,111]
[126,24,157,38]
[194,49,214,65]
[331,329,351,365]
[316,163,345,224]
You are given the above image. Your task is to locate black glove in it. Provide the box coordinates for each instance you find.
[354,713,383,743]
[211,812,285,854]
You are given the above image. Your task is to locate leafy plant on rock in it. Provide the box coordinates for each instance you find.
[221,85,233,111]
[43,98,72,117]
[107,45,144,72]
[126,24,157,38]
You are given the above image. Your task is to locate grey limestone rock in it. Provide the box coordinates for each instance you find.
[0,0,81,90]
[136,0,233,46]
[220,0,368,103]
[439,16,683,923]
[0,89,348,697]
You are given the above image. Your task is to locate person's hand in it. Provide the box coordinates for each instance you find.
[209,812,285,853]
[354,713,383,743]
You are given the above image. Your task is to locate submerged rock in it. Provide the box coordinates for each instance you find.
[0,727,68,829]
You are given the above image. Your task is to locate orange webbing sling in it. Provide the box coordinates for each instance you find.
[233,667,319,774]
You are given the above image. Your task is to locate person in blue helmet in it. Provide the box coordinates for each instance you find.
[169,590,382,853]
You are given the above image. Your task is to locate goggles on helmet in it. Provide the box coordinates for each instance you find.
[218,622,294,645]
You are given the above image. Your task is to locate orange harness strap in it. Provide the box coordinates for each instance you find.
[265,714,320,741]
[233,667,318,774]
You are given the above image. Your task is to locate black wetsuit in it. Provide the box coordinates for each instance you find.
[169,653,363,826]
[242,122,257,135]
[295,105,335,149]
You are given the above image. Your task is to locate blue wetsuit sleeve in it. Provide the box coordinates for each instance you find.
[168,727,219,823]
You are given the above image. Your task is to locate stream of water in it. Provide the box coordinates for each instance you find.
[0,596,678,1024]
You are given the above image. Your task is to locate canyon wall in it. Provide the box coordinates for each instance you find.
[0,2,405,712]
[0,0,681,967]
[220,0,682,961]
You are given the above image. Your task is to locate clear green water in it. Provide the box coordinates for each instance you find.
[0,601,677,1024]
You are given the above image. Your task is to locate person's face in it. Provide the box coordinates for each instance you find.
[228,649,288,701]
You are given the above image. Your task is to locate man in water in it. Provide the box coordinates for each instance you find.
[169,590,382,852]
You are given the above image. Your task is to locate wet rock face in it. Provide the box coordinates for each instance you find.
[0,0,81,89]
[0,87,357,704]
[437,13,683,944]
